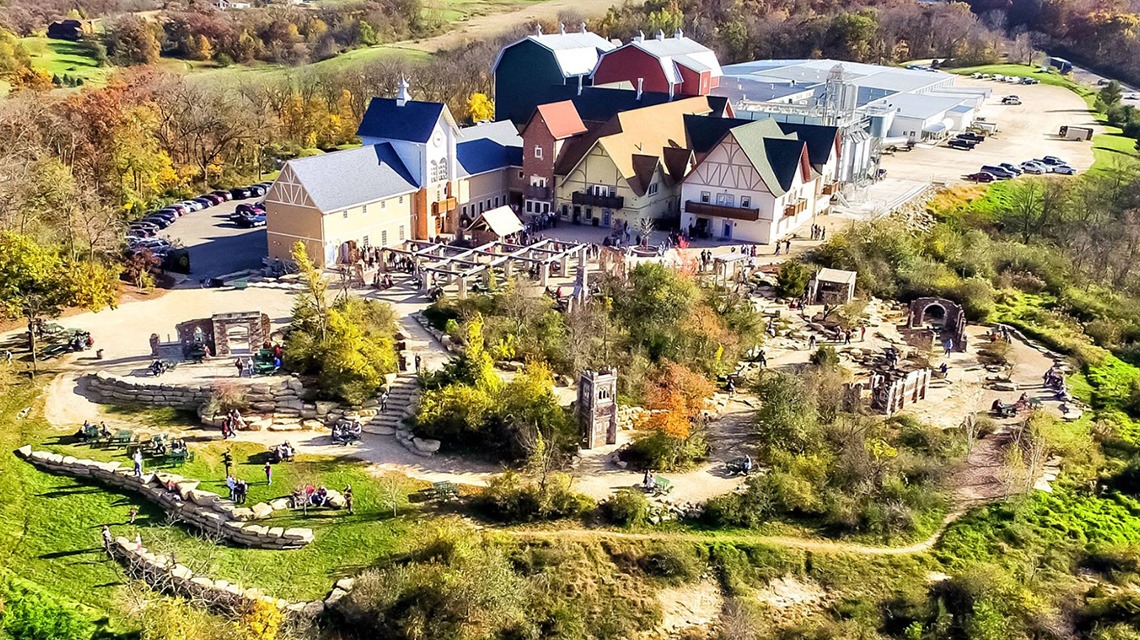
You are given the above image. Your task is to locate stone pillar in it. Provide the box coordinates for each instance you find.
[458,276,467,299]
[576,247,589,303]
[540,262,549,287]
[503,260,513,278]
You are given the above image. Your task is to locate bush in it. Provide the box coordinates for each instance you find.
[476,472,594,523]
[775,260,812,298]
[810,345,840,367]
[602,489,650,527]
[621,429,709,471]
[606,542,703,583]
[1,578,96,640]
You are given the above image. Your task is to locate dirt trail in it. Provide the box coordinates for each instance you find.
[507,507,969,556]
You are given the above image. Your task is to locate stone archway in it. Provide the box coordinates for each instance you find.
[225,325,251,355]
[907,297,967,353]
[921,302,946,325]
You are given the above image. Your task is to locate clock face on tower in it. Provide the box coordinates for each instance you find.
[432,131,443,147]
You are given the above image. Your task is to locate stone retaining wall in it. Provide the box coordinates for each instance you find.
[15,446,314,550]
[108,536,356,620]
[85,371,216,410]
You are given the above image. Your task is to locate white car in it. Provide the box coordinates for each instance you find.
[1019,162,1046,174]
[1052,165,1077,175]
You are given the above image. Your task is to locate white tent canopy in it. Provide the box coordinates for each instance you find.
[465,205,524,237]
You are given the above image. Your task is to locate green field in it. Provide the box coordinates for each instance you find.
[948,63,1138,173]
[19,36,114,87]
[0,374,433,627]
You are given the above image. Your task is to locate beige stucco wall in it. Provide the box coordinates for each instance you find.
[266,192,416,268]
[558,147,678,229]
[458,170,511,220]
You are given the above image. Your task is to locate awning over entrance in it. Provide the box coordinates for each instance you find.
[464,205,524,238]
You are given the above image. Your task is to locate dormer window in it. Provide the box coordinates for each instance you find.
[534,146,543,159]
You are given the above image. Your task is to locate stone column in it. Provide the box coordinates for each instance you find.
[458,276,467,299]
[539,262,549,287]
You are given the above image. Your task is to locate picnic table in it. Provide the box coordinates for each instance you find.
[110,430,137,448]
[651,476,673,496]
[428,481,459,501]
[164,449,194,467]
[252,360,279,375]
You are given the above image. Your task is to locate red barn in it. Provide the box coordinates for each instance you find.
[591,30,722,98]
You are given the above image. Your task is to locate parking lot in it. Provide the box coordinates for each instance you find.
[881,77,1097,183]
[158,195,268,283]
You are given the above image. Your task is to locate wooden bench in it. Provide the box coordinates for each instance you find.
[165,450,194,467]
[232,279,248,290]
[428,481,459,501]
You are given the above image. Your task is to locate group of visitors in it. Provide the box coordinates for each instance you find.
[526,211,558,232]
[332,419,362,444]
[225,474,250,503]
[372,271,394,289]
[1044,366,1069,400]
[270,442,296,463]
[809,224,827,241]
[151,437,186,457]
[220,409,245,439]
[291,484,331,512]
[772,239,793,255]
[75,420,111,441]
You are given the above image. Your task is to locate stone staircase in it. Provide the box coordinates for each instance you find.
[364,374,418,435]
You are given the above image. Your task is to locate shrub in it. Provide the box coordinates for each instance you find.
[476,471,594,523]
[203,381,249,416]
[602,489,650,527]
[606,542,703,583]
[810,345,840,367]
[775,260,812,298]
[0,578,96,640]
[621,429,708,471]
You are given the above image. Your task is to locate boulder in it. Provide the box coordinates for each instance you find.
[324,490,346,509]
[315,401,337,416]
[413,437,441,454]
[301,419,325,431]
[335,578,355,592]
[301,601,326,617]
[250,502,274,519]
[324,588,349,608]
[230,507,255,521]
[15,445,31,459]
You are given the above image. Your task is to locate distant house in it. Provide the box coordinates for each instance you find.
[592,30,722,98]
[492,25,616,126]
[46,20,84,41]
[213,0,252,9]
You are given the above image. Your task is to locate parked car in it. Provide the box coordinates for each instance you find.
[250,185,267,197]
[142,215,173,228]
[164,204,188,215]
[230,187,252,200]
[998,163,1023,175]
[957,132,984,143]
[202,194,225,205]
[182,200,204,212]
[1052,164,1077,175]
[236,213,267,228]
[211,190,233,202]
[947,138,974,150]
[1020,162,1046,174]
[235,203,265,217]
[980,165,1016,179]
[158,207,183,218]
[129,223,159,235]
[1021,78,1039,85]
[1042,155,1066,165]
[193,197,214,208]
[132,238,170,251]
[966,172,996,183]
[1001,96,1022,105]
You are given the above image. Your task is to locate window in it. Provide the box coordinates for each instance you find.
[494,196,500,207]
[381,230,388,245]
[526,201,533,213]
[429,160,438,182]
[462,205,468,216]
[342,211,349,219]
[648,182,658,196]
[518,171,524,179]
[398,225,405,241]
[362,235,369,246]
[740,196,752,208]
[381,200,386,209]
[479,202,484,213]
[399,196,404,204]
[362,205,368,215]
[715,193,735,207]
[436,158,448,182]
[700,191,711,203]
[534,145,543,159]
[530,176,547,187]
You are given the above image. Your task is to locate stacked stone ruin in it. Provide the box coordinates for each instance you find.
[108,535,356,621]
[15,446,316,549]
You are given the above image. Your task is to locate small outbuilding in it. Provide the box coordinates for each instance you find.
[47,20,84,41]
[808,267,857,305]
[463,205,524,244]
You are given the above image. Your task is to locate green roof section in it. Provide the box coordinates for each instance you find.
[727,120,804,197]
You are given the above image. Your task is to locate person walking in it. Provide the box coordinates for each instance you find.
[131,448,143,479]
[414,354,422,372]
[102,525,114,555]
[943,339,954,356]
[128,507,138,525]
[226,474,237,501]
[234,357,243,377]
[758,349,768,368]
[860,325,866,342]
[809,335,816,350]
[344,485,354,515]
[380,389,389,412]
[264,461,273,486]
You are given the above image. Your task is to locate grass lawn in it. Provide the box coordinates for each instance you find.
[0,370,433,627]
[19,37,114,88]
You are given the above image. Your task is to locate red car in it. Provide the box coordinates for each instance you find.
[966,172,996,183]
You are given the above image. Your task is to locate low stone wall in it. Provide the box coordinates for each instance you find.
[85,371,215,410]
[15,446,314,549]
[108,535,356,620]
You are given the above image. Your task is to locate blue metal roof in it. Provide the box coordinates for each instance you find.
[457,138,521,177]
[356,98,444,143]
[286,143,419,211]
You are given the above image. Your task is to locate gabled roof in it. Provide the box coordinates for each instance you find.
[775,122,840,168]
[457,120,523,177]
[492,31,616,79]
[556,97,721,184]
[466,206,524,237]
[629,154,661,196]
[521,85,732,125]
[357,98,446,143]
[728,121,809,196]
[598,35,723,85]
[533,101,588,139]
[683,114,788,154]
[662,147,694,182]
[283,143,419,212]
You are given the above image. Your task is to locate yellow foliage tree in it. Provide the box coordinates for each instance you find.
[467,92,495,123]
[239,599,283,640]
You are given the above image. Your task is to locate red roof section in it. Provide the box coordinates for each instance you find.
[535,101,587,139]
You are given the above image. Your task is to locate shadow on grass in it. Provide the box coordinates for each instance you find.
[38,547,102,559]
[37,486,101,498]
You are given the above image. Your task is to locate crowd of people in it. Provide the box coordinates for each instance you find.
[332,419,362,444]
[220,409,246,439]
[270,441,296,463]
